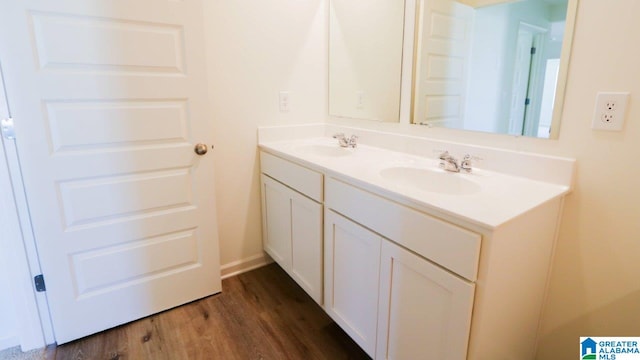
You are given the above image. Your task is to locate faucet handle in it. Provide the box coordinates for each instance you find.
[347,134,358,148]
[460,154,483,173]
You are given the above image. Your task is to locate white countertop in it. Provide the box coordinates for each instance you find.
[259,137,571,229]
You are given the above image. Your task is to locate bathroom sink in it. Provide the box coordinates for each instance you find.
[294,144,354,157]
[379,166,482,195]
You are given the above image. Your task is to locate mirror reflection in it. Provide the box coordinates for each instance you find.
[413,0,570,138]
[328,0,405,122]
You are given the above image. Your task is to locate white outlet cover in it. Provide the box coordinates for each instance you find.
[592,91,630,131]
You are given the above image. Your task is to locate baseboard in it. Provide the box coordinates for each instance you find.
[0,335,19,353]
[220,252,273,280]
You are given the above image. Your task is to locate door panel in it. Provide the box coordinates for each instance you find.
[72,229,199,295]
[0,0,220,344]
[59,169,193,227]
[46,100,188,151]
[31,13,185,73]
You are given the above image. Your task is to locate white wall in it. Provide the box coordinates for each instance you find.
[202,1,327,272]
[535,1,640,357]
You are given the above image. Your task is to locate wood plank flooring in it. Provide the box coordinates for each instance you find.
[5,264,369,360]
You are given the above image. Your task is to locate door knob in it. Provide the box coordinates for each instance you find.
[194,143,208,155]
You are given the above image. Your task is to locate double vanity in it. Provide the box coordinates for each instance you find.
[258,124,575,359]
[258,0,578,357]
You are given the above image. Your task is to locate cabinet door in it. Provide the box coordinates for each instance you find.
[261,175,323,304]
[324,210,381,357]
[376,240,475,360]
[261,175,292,269]
[290,190,323,304]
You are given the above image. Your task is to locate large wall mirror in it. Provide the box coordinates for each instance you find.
[328,0,578,139]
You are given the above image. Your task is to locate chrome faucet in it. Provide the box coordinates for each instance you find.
[439,151,481,173]
[333,133,358,148]
[439,151,460,172]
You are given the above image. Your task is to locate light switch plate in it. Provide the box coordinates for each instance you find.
[279,91,290,113]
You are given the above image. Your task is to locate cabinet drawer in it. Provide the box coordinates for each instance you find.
[326,177,481,281]
[260,151,323,202]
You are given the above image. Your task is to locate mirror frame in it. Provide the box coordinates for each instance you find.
[548,0,579,139]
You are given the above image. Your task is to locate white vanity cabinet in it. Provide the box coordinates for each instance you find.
[325,178,478,360]
[259,143,569,359]
[324,209,475,359]
[260,152,323,304]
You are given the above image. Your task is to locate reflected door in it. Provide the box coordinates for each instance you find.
[0,0,221,343]
[413,0,474,127]
[509,22,547,136]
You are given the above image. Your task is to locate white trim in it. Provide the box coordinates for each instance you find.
[399,0,417,125]
[220,253,273,280]
[0,134,47,351]
[549,0,579,139]
[0,62,54,350]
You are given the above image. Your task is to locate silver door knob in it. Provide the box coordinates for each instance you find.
[194,143,208,155]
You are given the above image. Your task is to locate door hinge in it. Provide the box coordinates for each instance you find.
[34,274,46,292]
[531,47,537,55]
[524,98,531,106]
[1,117,15,140]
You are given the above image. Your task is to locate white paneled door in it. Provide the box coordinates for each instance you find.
[0,0,221,344]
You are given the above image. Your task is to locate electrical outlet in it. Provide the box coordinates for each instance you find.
[279,91,290,113]
[605,100,618,111]
[601,113,615,123]
[592,92,630,131]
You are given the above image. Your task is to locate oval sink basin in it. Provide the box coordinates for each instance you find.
[379,166,482,195]
[295,144,354,157]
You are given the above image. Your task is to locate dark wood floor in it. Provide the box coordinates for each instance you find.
[35,264,369,360]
